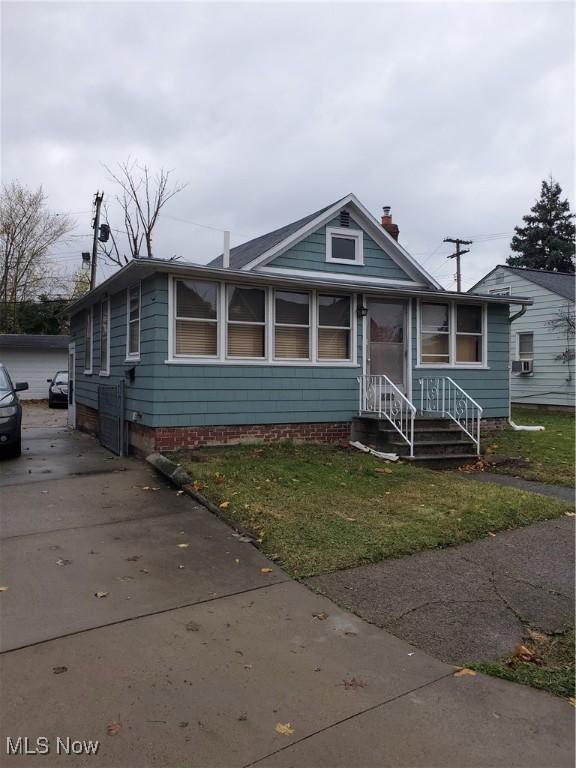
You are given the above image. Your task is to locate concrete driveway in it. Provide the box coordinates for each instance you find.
[0,404,573,767]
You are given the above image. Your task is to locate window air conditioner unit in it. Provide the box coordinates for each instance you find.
[512,359,533,374]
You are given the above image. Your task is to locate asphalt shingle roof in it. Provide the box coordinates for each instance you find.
[502,266,575,302]
[208,197,348,270]
[0,334,71,349]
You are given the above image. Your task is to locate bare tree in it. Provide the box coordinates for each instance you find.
[549,304,575,369]
[0,182,74,332]
[101,159,187,266]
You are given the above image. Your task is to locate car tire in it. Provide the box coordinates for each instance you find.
[8,438,21,458]
[48,397,54,408]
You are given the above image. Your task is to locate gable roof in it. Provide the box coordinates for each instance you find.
[209,193,442,289]
[0,334,70,350]
[209,197,347,270]
[471,265,575,302]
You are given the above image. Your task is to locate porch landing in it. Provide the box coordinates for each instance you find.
[352,414,479,464]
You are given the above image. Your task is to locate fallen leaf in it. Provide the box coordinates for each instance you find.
[453,668,476,677]
[141,486,160,491]
[0,586,8,592]
[488,532,497,537]
[94,591,109,599]
[176,490,185,496]
[177,543,190,549]
[185,620,200,632]
[139,568,149,574]
[275,722,294,736]
[512,644,539,663]
[192,480,202,492]
[107,721,122,736]
[569,697,576,707]
[374,467,392,474]
[52,666,68,674]
[126,555,141,562]
[260,568,273,574]
[340,677,367,690]
[345,517,357,522]
[219,501,230,509]
[312,612,328,621]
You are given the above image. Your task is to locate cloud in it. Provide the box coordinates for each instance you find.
[2,1,574,288]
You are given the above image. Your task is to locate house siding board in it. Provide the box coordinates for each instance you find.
[267,216,415,281]
[472,267,575,407]
[410,302,510,418]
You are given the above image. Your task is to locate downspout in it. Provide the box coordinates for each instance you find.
[507,302,545,431]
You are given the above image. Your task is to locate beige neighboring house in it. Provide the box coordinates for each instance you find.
[0,334,70,400]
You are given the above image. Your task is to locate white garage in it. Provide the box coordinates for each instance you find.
[0,334,70,400]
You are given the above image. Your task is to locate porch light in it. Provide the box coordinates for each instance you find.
[356,303,368,318]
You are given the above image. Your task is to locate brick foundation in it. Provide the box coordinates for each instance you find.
[481,417,509,431]
[76,403,98,435]
[153,421,351,454]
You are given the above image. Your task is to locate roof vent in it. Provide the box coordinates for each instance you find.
[339,210,351,228]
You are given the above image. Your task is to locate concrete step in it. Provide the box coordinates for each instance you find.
[380,427,466,443]
[403,453,479,468]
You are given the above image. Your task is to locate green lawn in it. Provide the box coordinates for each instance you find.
[483,408,575,487]
[175,443,571,578]
[472,627,575,700]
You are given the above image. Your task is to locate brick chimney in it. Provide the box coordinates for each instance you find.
[381,206,399,241]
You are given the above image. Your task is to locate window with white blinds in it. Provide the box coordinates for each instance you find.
[274,291,310,359]
[227,285,266,358]
[317,294,351,360]
[175,280,219,357]
[170,278,356,365]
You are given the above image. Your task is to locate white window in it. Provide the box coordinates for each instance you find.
[227,285,266,358]
[126,285,141,359]
[274,290,310,360]
[419,302,485,367]
[517,332,534,360]
[326,227,363,265]
[175,279,219,357]
[420,303,450,365]
[100,298,110,374]
[456,305,483,364]
[317,294,352,360]
[84,307,93,373]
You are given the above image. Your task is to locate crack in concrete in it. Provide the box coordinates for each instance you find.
[387,598,493,625]
[458,554,572,601]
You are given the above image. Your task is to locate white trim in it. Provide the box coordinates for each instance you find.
[325,226,364,265]
[364,296,410,394]
[416,299,488,368]
[225,283,267,361]
[83,307,93,374]
[99,297,111,375]
[167,274,358,367]
[126,283,141,360]
[240,193,443,289]
[257,266,424,288]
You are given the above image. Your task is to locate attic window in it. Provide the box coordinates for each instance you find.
[339,210,351,228]
[326,226,364,266]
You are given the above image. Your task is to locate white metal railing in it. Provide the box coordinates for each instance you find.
[358,375,416,457]
[418,376,482,454]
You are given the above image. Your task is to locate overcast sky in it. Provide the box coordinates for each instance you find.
[2,0,574,291]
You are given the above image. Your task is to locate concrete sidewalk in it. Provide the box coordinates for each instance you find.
[0,408,573,767]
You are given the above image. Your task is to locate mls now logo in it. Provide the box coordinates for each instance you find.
[6,737,100,755]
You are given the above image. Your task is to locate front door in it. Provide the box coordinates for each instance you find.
[67,343,76,428]
[366,299,407,391]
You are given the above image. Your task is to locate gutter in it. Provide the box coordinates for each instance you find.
[507,303,544,430]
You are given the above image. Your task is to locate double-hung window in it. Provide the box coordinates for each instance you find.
[227,286,266,358]
[84,308,93,373]
[419,302,484,366]
[420,303,450,364]
[456,305,483,364]
[517,332,534,360]
[127,285,141,359]
[100,298,110,374]
[317,294,352,360]
[175,279,219,357]
[274,291,310,359]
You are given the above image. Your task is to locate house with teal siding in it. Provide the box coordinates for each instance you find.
[67,194,532,458]
[470,265,575,409]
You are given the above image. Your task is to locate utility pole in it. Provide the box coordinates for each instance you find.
[444,237,472,292]
[90,191,104,290]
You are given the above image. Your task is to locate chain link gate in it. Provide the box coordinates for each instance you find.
[97,382,125,456]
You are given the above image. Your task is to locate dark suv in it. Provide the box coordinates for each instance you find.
[0,363,29,458]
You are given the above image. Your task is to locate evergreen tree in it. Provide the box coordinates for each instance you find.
[507,177,575,272]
